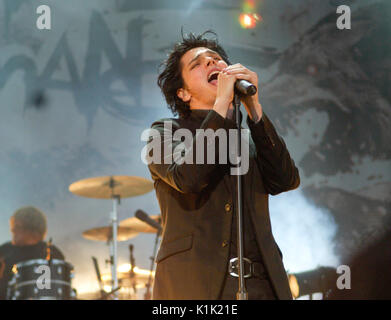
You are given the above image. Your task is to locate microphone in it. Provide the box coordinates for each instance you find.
[135,210,162,233]
[235,79,257,96]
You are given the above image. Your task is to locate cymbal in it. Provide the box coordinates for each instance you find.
[119,215,161,234]
[69,176,154,199]
[82,226,140,242]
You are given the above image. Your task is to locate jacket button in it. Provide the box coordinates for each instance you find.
[222,240,228,248]
[267,134,275,147]
[224,203,231,213]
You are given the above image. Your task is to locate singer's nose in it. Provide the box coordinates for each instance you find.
[206,57,215,67]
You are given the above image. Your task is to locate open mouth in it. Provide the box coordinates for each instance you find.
[208,71,219,85]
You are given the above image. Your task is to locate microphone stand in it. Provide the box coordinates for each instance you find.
[233,93,248,300]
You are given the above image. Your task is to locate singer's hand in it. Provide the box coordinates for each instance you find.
[224,64,263,122]
[213,69,237,118]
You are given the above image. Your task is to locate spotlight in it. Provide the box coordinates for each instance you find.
[288,267,337,299]
[239,13,260,29]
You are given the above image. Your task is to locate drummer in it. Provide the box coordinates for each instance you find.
[0,206,65,299]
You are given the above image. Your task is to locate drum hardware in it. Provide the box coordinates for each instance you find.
[91,256,121,300]
[46,237,53,266]
[129,244,137,294]
[82,212,161,299]
[100,264,154,287]
[92,256,109,300]
[134,209,162,300]
[69,175,154,299]
[97,286,121,300]
[77,263,156,300]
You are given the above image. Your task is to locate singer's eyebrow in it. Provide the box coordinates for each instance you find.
[188,49,221,67]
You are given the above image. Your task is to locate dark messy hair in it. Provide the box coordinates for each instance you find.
[157,30,230,118]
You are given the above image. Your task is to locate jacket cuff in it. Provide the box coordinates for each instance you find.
[246,112,282,153]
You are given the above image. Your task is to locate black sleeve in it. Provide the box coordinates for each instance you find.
[247,112,300,195]
[147,110,236,193]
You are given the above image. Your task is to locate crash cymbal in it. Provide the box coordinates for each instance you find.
[82,226,140,242]
[69,176,154,199]
[119,215,161,234]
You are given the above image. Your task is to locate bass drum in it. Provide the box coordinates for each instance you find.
[7,259,76,300]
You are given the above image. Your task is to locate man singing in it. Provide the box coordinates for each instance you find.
[146,31,300,300]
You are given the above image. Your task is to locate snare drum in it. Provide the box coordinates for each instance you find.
[6,259,76,300]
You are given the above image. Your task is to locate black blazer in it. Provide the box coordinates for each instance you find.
[147,109,300,299]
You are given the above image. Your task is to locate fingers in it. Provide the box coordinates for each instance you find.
[225,63,244,69]
[223,64,257,84]
[223,63,249,73]
[218,71,254,89]
[217,71,235,86]
[224,67,255,77]
[228,73,252,81]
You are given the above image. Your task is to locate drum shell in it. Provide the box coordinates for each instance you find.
[7,259,75,300]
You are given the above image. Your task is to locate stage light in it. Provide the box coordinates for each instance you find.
[288,267,337,299]
[239,13,258,29]
[239,0,263,29]
[288,274,300,299]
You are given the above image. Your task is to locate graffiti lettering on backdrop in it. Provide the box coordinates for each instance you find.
[1,9,281,128]
[0,12,158,128]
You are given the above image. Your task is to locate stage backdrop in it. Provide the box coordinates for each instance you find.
[0,0,390,298]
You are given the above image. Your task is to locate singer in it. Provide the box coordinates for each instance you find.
[146,30,300,300]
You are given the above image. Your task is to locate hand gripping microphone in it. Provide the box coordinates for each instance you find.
[235,79,257,96]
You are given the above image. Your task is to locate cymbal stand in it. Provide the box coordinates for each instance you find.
[129,244,137,296]
[109,194,120,299]
[92,256,105,298]
[98,286,121,300]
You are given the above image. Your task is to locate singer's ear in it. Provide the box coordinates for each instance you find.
[177,88,191,103]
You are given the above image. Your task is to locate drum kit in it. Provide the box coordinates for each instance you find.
[7,175,161,300]
[7,259,76,300]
